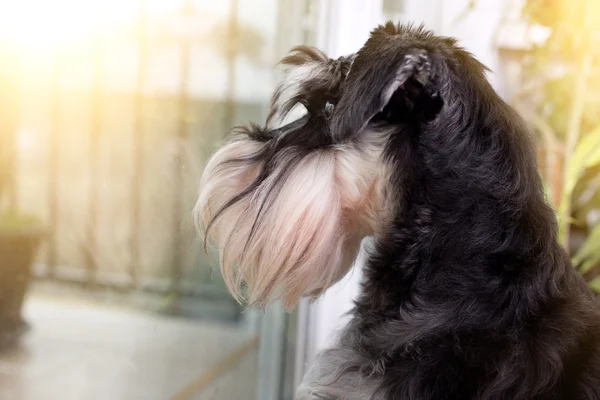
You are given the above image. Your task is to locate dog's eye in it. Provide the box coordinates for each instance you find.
[324,101,335,118]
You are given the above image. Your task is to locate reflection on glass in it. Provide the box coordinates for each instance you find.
[0,1,313,399]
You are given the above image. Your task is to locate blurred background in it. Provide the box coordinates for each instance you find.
[0,0,598,399]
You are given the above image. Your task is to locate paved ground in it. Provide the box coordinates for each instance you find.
[0,294,258,400]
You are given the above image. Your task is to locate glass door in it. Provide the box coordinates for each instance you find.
[0,0,318,399]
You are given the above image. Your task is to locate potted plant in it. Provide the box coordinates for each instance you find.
[0,46,45,347]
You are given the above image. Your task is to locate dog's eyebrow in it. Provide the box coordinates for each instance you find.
[271,114,310,135]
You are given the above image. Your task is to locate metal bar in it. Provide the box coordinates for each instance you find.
[256,302,287,400]
[223,0,239,131]
[47,62,61,277]
[170,0,193,293]
[293,298,312,393]
[129,0,148,288]
[85,38,104,285]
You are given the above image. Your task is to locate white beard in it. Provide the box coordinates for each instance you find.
[194,129,391,310]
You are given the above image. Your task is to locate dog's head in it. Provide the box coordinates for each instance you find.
[195,23,487,309]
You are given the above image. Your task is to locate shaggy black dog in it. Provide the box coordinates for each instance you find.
[197,23,600,399]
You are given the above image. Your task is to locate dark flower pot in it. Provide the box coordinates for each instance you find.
[0,228,44,347]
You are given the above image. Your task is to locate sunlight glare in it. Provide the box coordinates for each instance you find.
[0,0,141,54]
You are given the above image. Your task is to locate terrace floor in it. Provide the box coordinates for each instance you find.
[0,289,259,400]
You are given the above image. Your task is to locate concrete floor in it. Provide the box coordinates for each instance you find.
[0,294,259,400]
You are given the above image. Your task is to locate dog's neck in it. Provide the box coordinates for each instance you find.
[352,87,574,331]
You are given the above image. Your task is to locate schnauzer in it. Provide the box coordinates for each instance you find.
[195,23,600,399]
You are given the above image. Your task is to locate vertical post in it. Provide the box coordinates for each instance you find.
[292,298,314,393]
[170,0,193,293]
[86,38,103,285]
[129,0,147,288]
[0,45,19,215]
[223,0,239,131]
[255,302,286,400]
[47,61,61,277]
[302,0,312,44]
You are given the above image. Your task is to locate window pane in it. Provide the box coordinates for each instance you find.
[0,0,313,399]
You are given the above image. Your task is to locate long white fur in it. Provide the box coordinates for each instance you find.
[194,47,393,309]
[195,131,390,310]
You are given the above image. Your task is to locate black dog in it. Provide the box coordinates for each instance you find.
[196,23,600,399]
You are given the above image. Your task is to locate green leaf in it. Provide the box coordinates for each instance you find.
[586,145,600,169]
[579,257,600,276]
[559,127,600,214]
[588,276,600,294]
[573,223,600,274]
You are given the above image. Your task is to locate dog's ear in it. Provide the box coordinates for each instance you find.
[331,44,441,140]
